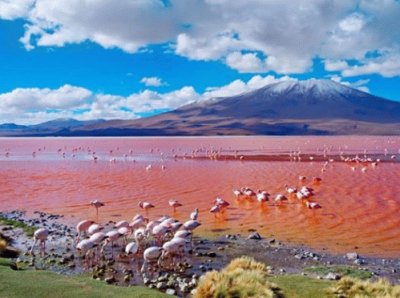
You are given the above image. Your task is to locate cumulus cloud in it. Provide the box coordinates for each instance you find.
[0,0,33,20]
[2,0,399,76]
[140,77,167,87]
[0,75,300,124]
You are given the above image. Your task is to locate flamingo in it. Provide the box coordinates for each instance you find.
[90,200,104,220]
[104,230,122,257]
[30,228,49,256]
[274,194,288,204]
[210,204,222,217]
[214,197,230,209]
[89,232,107,262]
[152,224,171,245]
[125,241,139,266]
[76,239,97,268]
[76,220,95,243]
[129,217,147,231]
[141,246,163,276]
[190,208,199,220]
[160,238,186,268]
[174,230,191,240]
[168,199,183,212]
[285,185,297,195]
[183,220,201,243]
[88,223,103,235]
[242,187,256,198]
[139,201,155,214]
[256,190,270,203]
[306,201,322,209]
[312,177,322,183]
[233,189,242,198]
[115,220,130,229]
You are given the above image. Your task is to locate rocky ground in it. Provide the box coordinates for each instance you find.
[1,210,400,297]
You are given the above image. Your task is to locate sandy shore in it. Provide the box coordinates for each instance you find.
[1,210,400,297]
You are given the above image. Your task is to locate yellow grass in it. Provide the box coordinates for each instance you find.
[194,256,283,298]
[329,277,400,298]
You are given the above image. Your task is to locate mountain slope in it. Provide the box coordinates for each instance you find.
[73,79,400,136]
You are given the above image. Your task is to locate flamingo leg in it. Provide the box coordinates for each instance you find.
[30,239,37,255]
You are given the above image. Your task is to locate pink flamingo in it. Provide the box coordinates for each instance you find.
[210,204,222,217]
[169,199,183,212]
[306,201,322,209]
[139,201,155,215]
[30,228,49,256]
[76,220,95,243]
[90,200,104,220]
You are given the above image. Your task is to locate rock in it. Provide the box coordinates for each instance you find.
[354,259,365,265]
[269,238,276,244]
[143,277,151,285]
[325,272,341,280]
[248,232,262,240]
[346,252,359,260]
[156,282,166,290]
[165,289,176,295]
[105,276,115,284]
[294,254,304,260]
[123,275,130,282]
[1,246,20,258]
[207,252,216,258]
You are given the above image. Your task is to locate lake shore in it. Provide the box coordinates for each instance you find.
[1,209,400,297]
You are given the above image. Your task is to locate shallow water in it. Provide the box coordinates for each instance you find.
[0,136,399,257]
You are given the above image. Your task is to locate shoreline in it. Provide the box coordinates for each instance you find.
[1,209,400,296]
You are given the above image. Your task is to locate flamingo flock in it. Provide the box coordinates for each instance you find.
[46,199,203,279]
[232,176,322,209]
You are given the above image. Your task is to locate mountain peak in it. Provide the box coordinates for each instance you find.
[256,78,354,97]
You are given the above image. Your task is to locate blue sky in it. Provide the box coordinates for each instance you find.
[0,0,399,124]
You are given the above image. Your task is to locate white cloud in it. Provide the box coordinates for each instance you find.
[341,53,400,78]
[226,52,266,73]
[140,77,167,87]
[329,75,370,93]
[0,0,33,20]
[2,0,399,76]
[324,60,349,72]
[0,75,300,124]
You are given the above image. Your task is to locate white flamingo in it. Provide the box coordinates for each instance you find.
[190,208,199,220]
[30,228,49,256]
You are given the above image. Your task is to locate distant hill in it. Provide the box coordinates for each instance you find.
[0,118,105,136]
[1,79,400,136]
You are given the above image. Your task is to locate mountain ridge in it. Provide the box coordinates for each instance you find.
[1,79,400,136]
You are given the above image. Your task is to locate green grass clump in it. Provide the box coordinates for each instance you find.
[269,275,333,298]
[329,277,400,297]
[0,258,168,298]
[0,216,36,237]
[305,265,373,280]
[195,256,283,298]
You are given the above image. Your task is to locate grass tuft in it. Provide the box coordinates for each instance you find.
[0,216,36,237]
[329,277,400,298]
[194,256,283,298]
[305,265,373,280]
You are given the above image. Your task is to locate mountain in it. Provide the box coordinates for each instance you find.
[1,79,400,136]
[72,79,400,136]
[0,118,105,136]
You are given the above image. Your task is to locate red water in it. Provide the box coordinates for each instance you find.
[0,136,400,257]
